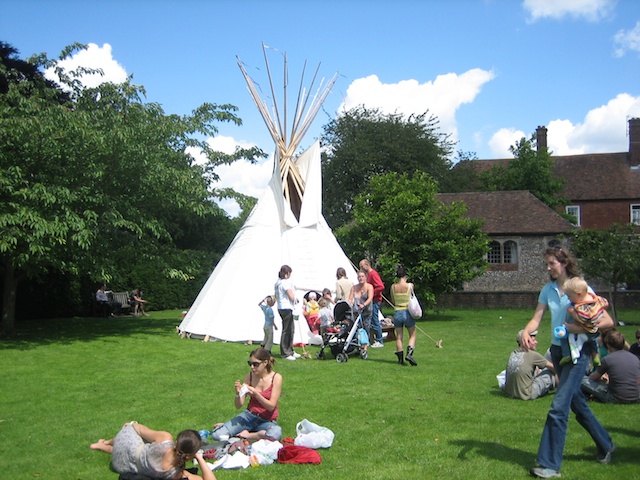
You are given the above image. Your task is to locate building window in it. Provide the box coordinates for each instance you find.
[503,240,518,264]
[487,240,519,269]
[488,241,501,264]
[566,205,581,226]
[631,204,640,226]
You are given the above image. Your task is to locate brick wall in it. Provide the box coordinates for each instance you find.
[578,200,633,230]
[437,290,640,309]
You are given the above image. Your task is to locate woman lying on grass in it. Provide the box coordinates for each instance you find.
[90,421,215,480]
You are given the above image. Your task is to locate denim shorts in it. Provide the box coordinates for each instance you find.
[393,309,415,328]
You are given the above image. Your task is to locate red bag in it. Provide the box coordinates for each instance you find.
[276,444,322,464]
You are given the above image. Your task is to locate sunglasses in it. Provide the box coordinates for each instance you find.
[247,361,263,367]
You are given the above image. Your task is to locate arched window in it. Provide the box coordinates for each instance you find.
[503,240,518,264]
[488,241,501,264]
[487,239,520,268]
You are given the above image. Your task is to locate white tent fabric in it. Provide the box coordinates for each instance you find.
[178,141,358,345]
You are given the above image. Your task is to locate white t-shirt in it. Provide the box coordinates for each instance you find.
[275,278,295,310]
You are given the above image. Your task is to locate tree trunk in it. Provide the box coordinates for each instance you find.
[1,262,17,336]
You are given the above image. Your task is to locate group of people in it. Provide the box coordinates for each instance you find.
[91,347,281,480]
[508,245,639,478]
[260,261,420,366]
[94,285,149,317]
[91,245,640,479]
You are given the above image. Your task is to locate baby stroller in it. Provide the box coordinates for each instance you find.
[316,301,368,362]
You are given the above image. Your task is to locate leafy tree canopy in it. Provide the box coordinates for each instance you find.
[479,134,567,209]
[321,105,454,229]
[336,171,488,306]
[569,224,640,319]
[0,43,261,333]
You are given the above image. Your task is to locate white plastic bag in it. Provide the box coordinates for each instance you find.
[496,369,506,389]
[408,287,422,320]
[293,301,302,320]
[294,418,335,449]
[250,439,283,465]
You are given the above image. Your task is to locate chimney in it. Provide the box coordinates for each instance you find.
[536,125,548,152]
[629,117,640,166]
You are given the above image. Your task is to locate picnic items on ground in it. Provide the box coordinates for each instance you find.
[294,418,335,449]
[277,444,322,464]
[200,418,333,471]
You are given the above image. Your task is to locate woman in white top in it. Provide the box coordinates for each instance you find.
[275,265,298,361]
[335,267,354,302]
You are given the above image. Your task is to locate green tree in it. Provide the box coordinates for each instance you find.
[336,171,488,306]
[0,44,260,333]
[569,224,640,320]
[439,150,483,193]
[321,106,454,229]
[479,134,566,209]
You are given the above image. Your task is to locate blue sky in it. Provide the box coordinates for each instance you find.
[3,0,640,215]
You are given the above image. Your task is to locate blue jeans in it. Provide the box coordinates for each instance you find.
[536,344,613,471]
[393,309,416,329]
[211,409,282,441]
[371,301,383,343]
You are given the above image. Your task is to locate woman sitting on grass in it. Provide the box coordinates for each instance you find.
[90,421,215,480]
[211,347,283,441]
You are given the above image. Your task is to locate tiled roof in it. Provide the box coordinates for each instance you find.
[436,191,575,235]
[472,152,640,202]
[553,153,640,201]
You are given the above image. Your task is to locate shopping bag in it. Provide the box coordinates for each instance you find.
[408,287,422,320]
[294,419,335,449]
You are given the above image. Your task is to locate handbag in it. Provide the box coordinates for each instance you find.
[408,285,422,320]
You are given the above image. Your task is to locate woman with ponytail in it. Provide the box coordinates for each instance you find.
[91,422,215,480]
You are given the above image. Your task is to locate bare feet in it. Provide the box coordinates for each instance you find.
[90,439,114,454]
[238,430,265,441]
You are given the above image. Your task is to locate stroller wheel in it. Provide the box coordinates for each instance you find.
[336,352,348,363]
[316,351,325,360]
[360,349,368,360]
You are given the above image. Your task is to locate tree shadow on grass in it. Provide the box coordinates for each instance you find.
[450,438,532,467]
[0,316,180,350]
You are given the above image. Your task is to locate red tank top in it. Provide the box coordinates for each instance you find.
[248,373,279,420]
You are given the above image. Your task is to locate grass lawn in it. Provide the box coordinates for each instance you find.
[1,308,639,479]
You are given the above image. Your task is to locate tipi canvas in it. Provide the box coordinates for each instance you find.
[178,47,357,345]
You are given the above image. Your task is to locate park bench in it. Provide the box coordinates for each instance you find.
[92,291,131,316]
[110,292,132,314]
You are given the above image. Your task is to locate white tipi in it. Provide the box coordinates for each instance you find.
[178,46,357,345]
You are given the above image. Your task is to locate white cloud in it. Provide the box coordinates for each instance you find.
[613,21,640,57]
[338,69,495,147]
[523,0,616,23]
[188,135,273,217]
[44,43,128,88]
[548,93,640,154]
[488,93,640,157]
[488,128,527,158]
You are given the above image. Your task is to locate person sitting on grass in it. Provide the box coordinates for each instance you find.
[628,328,640,359]
[210,348,283,442]
[90,421,215,480]
[504,329,556,400]
[130,287,149,316]
[581,329,640,404]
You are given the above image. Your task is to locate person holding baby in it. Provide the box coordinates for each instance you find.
[210,348,283,442]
